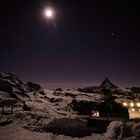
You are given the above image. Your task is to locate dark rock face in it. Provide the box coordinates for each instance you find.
[130,87,140,93]
[98,101,129,119]
[0,72,29,93]
[27,81,42,91]
[49,97,63,103]
[0,79,13,93]
[100,78,118,89]
[65,92,77,98]
[77,87,98,93]
[55,88,63,91]
[22,101,31,111]
[69,100,97,115]
[53,92,62,96]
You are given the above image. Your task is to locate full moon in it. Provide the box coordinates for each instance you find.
[44,8,54,18]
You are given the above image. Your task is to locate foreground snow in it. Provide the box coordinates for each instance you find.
[1,73,140,140]
[0,121,140,140]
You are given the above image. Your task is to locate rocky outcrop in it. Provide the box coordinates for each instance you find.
[77,86,99,93]
[0,78,13,93]
[68,100,97,115]
[130,87,140,93]
[55,88,63,91]
[0,72,44,100]
[0,73,29,93]
[27,81,42,92]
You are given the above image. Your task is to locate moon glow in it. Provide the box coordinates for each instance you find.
[44,8,54,18]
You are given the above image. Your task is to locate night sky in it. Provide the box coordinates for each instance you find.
[0,0,140,88]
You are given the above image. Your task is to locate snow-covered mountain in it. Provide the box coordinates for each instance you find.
[100,77,118,89]
[0,73,28,93]
[0,72,44,100]
[0,72,140,140]
[77,77,120,93]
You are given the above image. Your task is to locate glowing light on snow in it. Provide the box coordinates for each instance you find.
[92,111,99,117]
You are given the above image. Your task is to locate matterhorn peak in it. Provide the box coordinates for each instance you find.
[100,77,118,89]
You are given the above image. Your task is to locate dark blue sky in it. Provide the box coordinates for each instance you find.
[0,0,140,88]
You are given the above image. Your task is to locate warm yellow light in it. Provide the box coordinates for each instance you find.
[131,108,135,111]
[136,103,140,107]
[130,103,134,107]
[123,102,127,106]
[92,111,99,117]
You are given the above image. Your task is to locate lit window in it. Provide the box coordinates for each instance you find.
[131,108,135,111]
[130,103,134,107]
[136,103,140,107]
[123,102,127,106]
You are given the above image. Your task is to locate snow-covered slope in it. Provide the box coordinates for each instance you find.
[0,73,140,140]
[0,121,140,140]
[0,72,44,101]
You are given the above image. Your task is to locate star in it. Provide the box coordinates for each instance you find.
[110,32,114,36]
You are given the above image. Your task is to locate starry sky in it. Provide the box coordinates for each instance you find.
[0,0,140,88]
